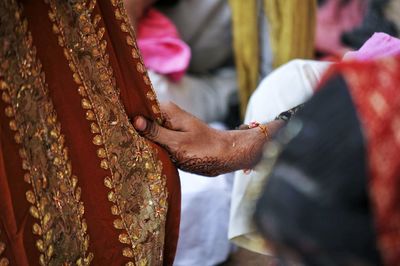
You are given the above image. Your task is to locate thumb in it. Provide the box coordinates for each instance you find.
[133,116,177,147]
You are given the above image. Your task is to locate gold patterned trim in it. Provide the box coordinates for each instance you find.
[110,0,162,121]
[46,1,168,265]
[0,1,93,265]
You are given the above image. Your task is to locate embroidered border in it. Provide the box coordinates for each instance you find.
[110,0,162,120]
[0,1,93,265]
[46,1,168,265]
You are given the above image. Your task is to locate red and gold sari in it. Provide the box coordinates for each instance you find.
[0,0,180,265]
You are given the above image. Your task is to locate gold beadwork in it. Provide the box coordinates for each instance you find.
[100,159,109,169]
[131,48,139,59]
[90,122,100,134]
[1,92,11,103]
[36,240,45,253]
[26,190,36,204]
[47,0,168,263]
[122,247,134,258]
[152,105,160,114]
[29,206,40,219]
[136,62,145,73]
[32,223,42,236]
[0,81,9,90]
[4,106,13,117]
[118,233,130,244]
[0,242,5,255]
[120,23,129,32]
[126,36,134,46]
[97,148,107,158]
[146,91,155,101]
[86,110,96,120]
[107,191,116,202]
[0,1,93,264]
[113,219,124,230]
[111,205,120,215]
[103,176,113,188]
[93,14,101,26]
[0,258,9,266]
[97,27,105,39]
[92,135,103,145]
[114,9,122,20]
[8,120,17,131]
[81,98,92,109]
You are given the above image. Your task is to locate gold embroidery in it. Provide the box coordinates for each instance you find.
[111,0,163,117]
[0,1,93,265]
[46,0,168,264]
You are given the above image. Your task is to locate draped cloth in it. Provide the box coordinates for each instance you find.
[228,59,331,255]
[229,33,400,257]
[254,56,400,265]
[264,0,317,68]
[0,0,180,265]
[229,0,316,115]
[338,57,400,265]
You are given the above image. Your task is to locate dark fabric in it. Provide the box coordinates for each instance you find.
[156,0,180,7]
[254,75,382,266]
[274,105,304,122]
[341,0,398,49]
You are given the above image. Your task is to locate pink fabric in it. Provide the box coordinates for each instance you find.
[137,8,191,82]
[344,32,400,61]
[316,0,366,57]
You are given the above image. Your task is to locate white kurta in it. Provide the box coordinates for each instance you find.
[228,59,332,254]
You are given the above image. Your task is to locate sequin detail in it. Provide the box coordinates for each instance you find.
[46,0,168,264]
[0,1,93,265]
[110,0,162,116]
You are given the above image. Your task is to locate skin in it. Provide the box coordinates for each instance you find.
[133,102,285,176]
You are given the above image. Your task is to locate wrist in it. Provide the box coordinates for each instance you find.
[227,120,285,170]
[223,127,266,171]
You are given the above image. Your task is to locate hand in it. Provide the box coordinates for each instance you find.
[133,102,284,176]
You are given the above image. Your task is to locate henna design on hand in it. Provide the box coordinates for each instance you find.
[169,136,265,177]
[173,151,234,177]
[161,111,173,129]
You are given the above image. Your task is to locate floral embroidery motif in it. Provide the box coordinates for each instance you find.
[0,0,93,265]
[342,58,400,265]
[46,0,168,265]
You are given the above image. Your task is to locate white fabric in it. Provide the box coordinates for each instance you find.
[150,68,237,123]
[228,59,332,254]
[173,123,233,266]
[173,171,233,266]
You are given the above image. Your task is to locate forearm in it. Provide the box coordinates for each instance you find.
[176,120,284,177]
[225,120,285,171]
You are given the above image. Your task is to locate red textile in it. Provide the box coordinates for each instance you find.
[0,1,181,265]
[325,57,400,265]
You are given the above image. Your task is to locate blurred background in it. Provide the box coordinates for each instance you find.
[126,0,400,265]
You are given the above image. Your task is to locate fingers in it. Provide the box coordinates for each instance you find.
[133,116,177,149]
[160,102,199,131]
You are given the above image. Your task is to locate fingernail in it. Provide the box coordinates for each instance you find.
[134,116,146,131]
